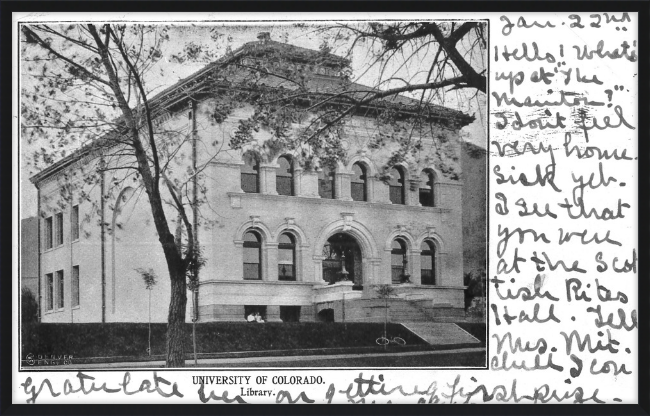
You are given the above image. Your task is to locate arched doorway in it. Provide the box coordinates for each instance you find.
[322,233,363,289]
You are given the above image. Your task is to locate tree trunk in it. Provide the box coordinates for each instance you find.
[166,267,187,367]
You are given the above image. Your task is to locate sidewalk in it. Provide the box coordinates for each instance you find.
[27,347,486,369]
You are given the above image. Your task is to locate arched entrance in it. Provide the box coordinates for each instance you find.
[322,233,363,289]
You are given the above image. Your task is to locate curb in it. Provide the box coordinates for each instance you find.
[21,342,482,367]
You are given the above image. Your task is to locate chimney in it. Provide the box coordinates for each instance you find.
[257,32,271,43]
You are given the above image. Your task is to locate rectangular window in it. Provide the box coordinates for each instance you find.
[389,185,404,205]
[421,269,435,285]
[276,176,292,196]
[351,183,365,202]
[71,205,79,241]
[391,253,404,284]
[243,246,261,280]
[421,255,435,285]
[244,305,267,321]
[318,168,335,199]
[318,178,334,199]
[278,247,295,281]
[243,263,260,280]
[44,217,53,250]
[46,273,54,311]
[55,212,64,246]
[56,270,64,309]
[419,189,433,207]
[278,264,295,281]
[72,266,80,307]
[241,173,258,193]
[280,306,301,322]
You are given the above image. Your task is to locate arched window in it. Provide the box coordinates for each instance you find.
[318,165,336,199]
[276,156,293,196]
[241,157,259,193]
[388,166,405,205]
[391,239,408,284]
[351,163,367,202]
[278,233,295,281]
[419,170,435,207]
[420,241,436,285]
[243,231,262,280]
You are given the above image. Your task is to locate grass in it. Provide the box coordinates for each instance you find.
[21,322,427,359]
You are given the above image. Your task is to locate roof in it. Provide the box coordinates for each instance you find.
[30,36,474,184]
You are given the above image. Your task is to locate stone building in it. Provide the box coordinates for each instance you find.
[20,217,39,297]
[30,33,482,324]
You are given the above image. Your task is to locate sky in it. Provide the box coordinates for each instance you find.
[19,22,486,219]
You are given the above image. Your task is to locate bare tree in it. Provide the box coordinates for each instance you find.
[21,22,486,367]
[22,23,213,367]
[227,22,485,180]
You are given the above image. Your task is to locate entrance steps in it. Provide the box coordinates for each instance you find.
[338,298,464,323]
[330,298,481,346]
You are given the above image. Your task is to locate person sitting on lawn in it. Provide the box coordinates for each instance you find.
[247,313,256,323]
[255,312,265,323]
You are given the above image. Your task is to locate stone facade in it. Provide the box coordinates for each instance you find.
[31,37,481,324]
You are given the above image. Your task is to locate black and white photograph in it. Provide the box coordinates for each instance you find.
[19,20,487,370]
[9,7,644,408]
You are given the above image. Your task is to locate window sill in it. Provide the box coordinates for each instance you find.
[199,279,314,286]
[228,192,451,213]
[43,245,64,254]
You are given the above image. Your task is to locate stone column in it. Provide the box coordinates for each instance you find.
[433,182,442,207]
[437,252,447,286]
[300,305,316,322]
[232,241,245,280]
[410,249,422,285]
[266,305,282,322]
[408,179,422,206]
[373,178,392,204]
[362,258,383,298]
[313,256,326,284]
[336,172,353,201]
[260,164,278,195]
[300,170,320,198]
[265,242,279,281]
[293,167,303,196]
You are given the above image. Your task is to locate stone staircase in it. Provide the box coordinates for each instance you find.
[334,298,481,346]
[339,298,465,323]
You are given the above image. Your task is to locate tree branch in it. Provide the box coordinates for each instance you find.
[22,25,111,87]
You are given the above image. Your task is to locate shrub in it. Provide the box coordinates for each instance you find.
[21,288,39,325]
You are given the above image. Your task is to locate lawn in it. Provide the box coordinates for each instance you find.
[21,322,427,360]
